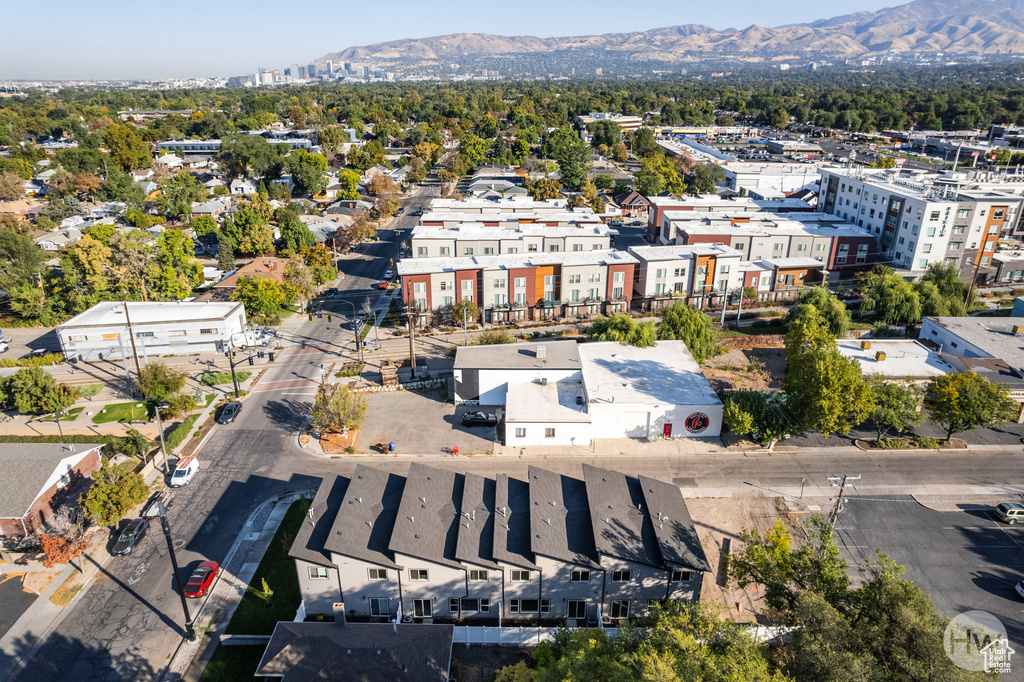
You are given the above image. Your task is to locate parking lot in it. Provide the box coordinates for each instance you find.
[834,496,1024,660]
[354,388,498,455]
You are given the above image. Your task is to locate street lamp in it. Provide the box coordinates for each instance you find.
[144,500,196,642]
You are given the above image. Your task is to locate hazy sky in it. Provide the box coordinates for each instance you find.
[2,0,905,80]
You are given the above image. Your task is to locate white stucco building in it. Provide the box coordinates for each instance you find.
[454,340,722,446]
[57,301,247,361]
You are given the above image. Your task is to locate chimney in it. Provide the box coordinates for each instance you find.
[860,340,872,350]
[875,351,886,362]
[332,602,347,626]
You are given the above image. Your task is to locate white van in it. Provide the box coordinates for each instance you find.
[169,456,199,487]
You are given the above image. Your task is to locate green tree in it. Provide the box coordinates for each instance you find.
[722,391,793,451]
[98,171,145,206]
[458,133,488,167]
[149,230,203,299]
[287,150,329,196]
[450,298,480,324]
[632,127,661,157]
[656,302,718,363]
[318,125,345,154]
[230,194,276,255]
[310,383,368,433]
[137,361,187,402]
[0,171,24,201]
[6,367,79,415]
[587,119,623,148]
[927,371,1019,440]
[217,133,282,179]
[79,458,150,528]
[103,124,151,172]
[191,214,217,237]
[588,314,657,347]
[232,275,284,324]
[525,178,563,201]
[593,174,615,191]
[866,375,923,440]
[511,138,531,164]
[117,428,151,462]
[157,173,207,222]
[283,258,316,306]
[634,168,665,197]
[686,163,725,195]
[543,129,592,190]
[476,114,498,138]
[918,261,972,314]
[337,169,361,200]
[638,155,685,196]
[216,231,236,272]
[783,307,874,437]
[787,287,850,338]
[858,266,921,325]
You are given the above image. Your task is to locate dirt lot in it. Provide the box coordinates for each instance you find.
[686,491,801,625]
[702,348,785,393]
[450,646,533,682]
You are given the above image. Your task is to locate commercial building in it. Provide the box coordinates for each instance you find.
[837,339,957,383]
[578,112,645,134]
[155,135,312,157]
[57,301,247,361]
[0,444,104,537]
[722,162,822,197]
[290,463,709,624]
[398,250,636,326]
[454,340,723,443]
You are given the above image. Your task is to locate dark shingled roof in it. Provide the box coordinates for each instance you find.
[0,444,104,519]
[289,475,348,569]
[527,466,600,570]
[455,474,499,569]
[491,474,538,570]
[325,465,405,569]
[255,622,453,682]
[388,463,464,569]
[582,464,665,569]
[638,475,710,572]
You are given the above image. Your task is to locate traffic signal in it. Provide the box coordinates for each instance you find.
[268,352,275,362]
[248,357,254,366]
[258,351,265,358]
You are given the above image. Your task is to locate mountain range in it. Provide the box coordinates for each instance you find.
[315,0,1024,75]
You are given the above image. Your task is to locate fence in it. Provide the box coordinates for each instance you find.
[452,625,620,647]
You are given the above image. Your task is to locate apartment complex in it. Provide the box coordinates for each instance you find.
[409,224,612,259]
[818,167,1022,278]
[398,250,636,326]
[646,194,814,243]
[290,464,709,624]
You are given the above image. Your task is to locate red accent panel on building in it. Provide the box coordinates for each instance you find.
[455,270,481,303]
[606,263,635,302]
[402,274,434,310]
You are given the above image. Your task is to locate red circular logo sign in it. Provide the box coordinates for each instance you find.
[685,412,710,434]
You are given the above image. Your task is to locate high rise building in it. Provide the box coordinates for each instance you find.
[298,65,308,80]
[325,60,333,76]
[307,63,317,78]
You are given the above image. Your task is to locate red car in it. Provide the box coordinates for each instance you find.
[183,561,218,598]
[377,281,389,289]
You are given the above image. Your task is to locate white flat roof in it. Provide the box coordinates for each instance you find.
[59,301,243,329]
[628,244,743,261]
[506,381,591,423]
[579,341,721,407]
[419,211,602,224]
[411,224,611,240]
[398,249,638,276]
[764,257,827,268]
[837,339,956,379]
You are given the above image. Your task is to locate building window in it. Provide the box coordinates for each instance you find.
[511,570,531,582]
[541,599,550,613]
[612,287,623,299]
[949,242,962,251]
[507,247,518,254]
[528,244,538,252]
[368,568,388,581]
[568,600,587,618]
[308,566,329,580]
[414,282,426,293]
[957,208,970,218]
[568,274,581,284]
[462,280,473,291]
[673,268,685,277]
[469,570,488,582]
[953,225,965,234]
[670,570,692,583]
[442,296,454,307]
[199,328,217,335]
[588,273,601,283]
[518,600,540,614]
[926,227,936,237]
[369,598,389,617]
[611,570,632,583]
[413,599,431,618]
[549,245,560,252]
[571,570,590,583]
[571,289,581,301]
[134,331,155,338]
[655,268,666,278]
[922,244,932,254]
[493,278,506,288]
[610,601,629,619]
[418,247,428,256]
[464,248,474,255]
[930,211,940,220]
[439,247,450,256]
[573,244,582,251]
[167,330,186,337]
[68,335,88,343]
[545,428,555,438]
[816,243,825,252]
[409,569,429,581]
[494,294,507,306]
[484,247,494,255]
[515,428,526,438]
[514,277,525,288]
[797,243,807,252]
[449,598,460,613]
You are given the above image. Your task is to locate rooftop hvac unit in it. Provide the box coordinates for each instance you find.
[860,340,872,350]
[1013,325,1024,335]
[875,351,887,362]
[536,345,547,359]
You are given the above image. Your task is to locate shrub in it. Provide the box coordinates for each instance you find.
[78,383,103,398]
[877,437,908,450]
[165,415,198,451]
[912,436,944,449]
[0,352,65,368]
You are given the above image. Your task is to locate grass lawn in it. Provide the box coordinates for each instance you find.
[201,371,252,386]
[359,311,379,340]
[277,304,300,321]
[224,497,310,635]
[92,401,154,424]
[199,645,266,682]
[78,384,103,398]
[37,407,84,422]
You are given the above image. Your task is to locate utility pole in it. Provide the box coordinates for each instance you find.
[122,291,143,397]
[145,501,196,641]
[736,286,745,324]
[153,404,171,473]
[720,287,728,326]
[964,254,985,315]
[407,307,417,379]
[463,305,468,346]
[823,473,860,552]
[224,350,241,396]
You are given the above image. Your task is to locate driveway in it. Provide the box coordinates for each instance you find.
[0,576,37,639]
[833,495,1024,667]
[355,390,497,455]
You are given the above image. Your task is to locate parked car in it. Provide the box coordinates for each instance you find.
[216,401,242,425]
[112,518,149,556]
[0,339,8,354]
[461,411,498,427]
[994,502,1024,524]
[383,269,394,279]
[169,456,199,488]
[183,561,219,598]
[325,289,338,297]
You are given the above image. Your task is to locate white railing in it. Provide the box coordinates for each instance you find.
[452,625,619,646]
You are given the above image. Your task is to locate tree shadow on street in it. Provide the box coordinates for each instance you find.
[4,630,157,682]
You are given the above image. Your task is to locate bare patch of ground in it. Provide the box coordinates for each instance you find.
[23,570,60,594]
[686,491,800,626]
[702,348,784,393]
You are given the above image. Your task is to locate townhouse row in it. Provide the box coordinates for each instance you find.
[290,463,709,625]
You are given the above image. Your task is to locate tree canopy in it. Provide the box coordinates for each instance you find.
[588,314,657,347]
